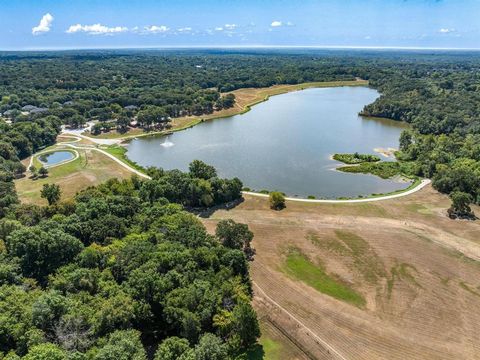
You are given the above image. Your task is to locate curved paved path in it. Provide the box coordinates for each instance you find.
[243,179,431,203]
[62,143,151,179]
[44,135,431,203]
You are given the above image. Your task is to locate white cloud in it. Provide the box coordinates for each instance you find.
[215,27,224,31]
[271,21,282,27]
[32,13,54,35]
[439,28,455,33]
[224,24,237,30]
[66,23,128,35]
[144,25,169,34]
[177,27,192,32]
[364,35,371,40]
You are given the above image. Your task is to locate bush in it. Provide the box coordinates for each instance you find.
[447,191,475,220]
[333,153,380,164]
[269,192,285,210]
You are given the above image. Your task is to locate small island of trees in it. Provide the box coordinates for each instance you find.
[333,153,381,164]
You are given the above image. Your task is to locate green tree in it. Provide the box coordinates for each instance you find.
[448,191,475,219]
[92,330,146,360]
[67,114,86,129]
[155,337,191,360]
[0,172,19,217]
[23,343,67,360]
[399,129,413,152]
[232,302,260,348]
[38,167,49,178]
[31,290,68,331]
[189,160,217,180]
[91,123,103,135]
[6,226,84,282]
[269,191,285,210]
[215,219,253,251]
[116,116,130,134]
[29,165,37,179]
[193,333,228,360]
[40,183,61,205]
[137,106,167,129]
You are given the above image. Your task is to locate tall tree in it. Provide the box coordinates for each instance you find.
[40,183,61,205]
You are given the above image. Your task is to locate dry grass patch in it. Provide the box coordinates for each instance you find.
[202,187,480,359]
[15,148,132,204]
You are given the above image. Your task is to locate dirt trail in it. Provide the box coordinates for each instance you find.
[253,281,346,360]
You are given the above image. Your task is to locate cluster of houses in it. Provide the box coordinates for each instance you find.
[1,105,49,121]
[1,102,172,133]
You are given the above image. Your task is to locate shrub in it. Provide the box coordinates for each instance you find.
[448,191,475,220]
[269,191,285,210]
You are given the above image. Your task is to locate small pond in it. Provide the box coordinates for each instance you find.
[126,87,410,199]
[38,151,74,166]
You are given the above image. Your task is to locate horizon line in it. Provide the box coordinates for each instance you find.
[2,44,480,52]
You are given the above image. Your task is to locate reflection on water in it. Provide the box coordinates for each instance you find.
[127,87,410,199]
[39,151,74,166]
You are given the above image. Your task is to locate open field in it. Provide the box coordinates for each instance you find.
[86,79,368,140]
[202,185,480,359]
[246,320,310,360]
[16,146,132,204]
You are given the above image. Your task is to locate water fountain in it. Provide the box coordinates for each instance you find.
[160,138,174,148]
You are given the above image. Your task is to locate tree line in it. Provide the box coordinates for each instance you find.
[1,49,479,218]
[0,163,260,359]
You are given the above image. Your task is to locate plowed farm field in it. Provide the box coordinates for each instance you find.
[202,185,480,359]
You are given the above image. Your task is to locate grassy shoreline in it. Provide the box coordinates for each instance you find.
[102,142,421,202]
[85,79,369,140]
[19,78,424,204]
[102,144,147,174]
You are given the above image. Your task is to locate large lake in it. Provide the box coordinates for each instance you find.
[126,86,410,199]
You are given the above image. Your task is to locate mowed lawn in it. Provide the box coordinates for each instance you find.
[15,148,132,205]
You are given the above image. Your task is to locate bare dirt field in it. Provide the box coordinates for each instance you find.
[203,185,480,359]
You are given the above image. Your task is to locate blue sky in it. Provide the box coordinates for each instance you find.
[1,0,479,50]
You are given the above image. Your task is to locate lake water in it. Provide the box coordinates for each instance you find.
[126,86,410,199]
[39,151,74,166]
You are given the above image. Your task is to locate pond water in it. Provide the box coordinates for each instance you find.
[126,86,410,199]
[38,151,74,166]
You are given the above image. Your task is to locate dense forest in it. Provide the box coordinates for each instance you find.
[1,49,479,206]
[0,165,259,359]
[0,49,480,357]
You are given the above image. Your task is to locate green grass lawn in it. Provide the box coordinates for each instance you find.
[337,161,402,179]
[283,248,366,307]
[16,148,133,204]
[103,145,147,173]
[245,330,282,360]
[16,155,85,204]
